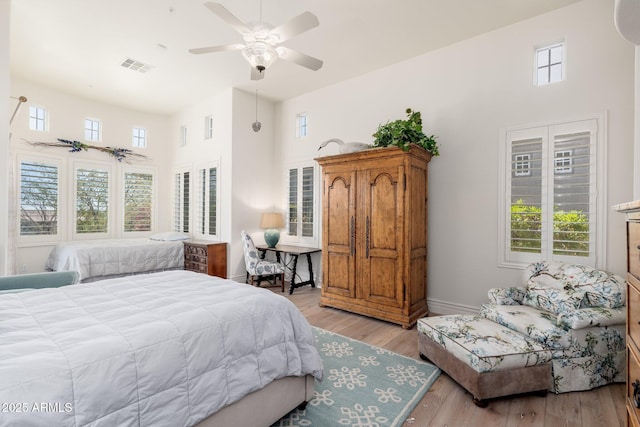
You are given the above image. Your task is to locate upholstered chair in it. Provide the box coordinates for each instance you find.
[240,230,285,291]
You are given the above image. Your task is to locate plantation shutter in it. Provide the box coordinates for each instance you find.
[288,168,298,235]
[19,161,59,236]
[76,168,109,234]
[124,172,153,232]
[196,166,217,237]
[504,119,597,266]
[301,166,314,237]
[174,171,190,233]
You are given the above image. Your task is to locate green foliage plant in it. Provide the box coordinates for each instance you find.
[372,108,439,155]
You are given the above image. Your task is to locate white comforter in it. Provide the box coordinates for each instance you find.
[45,238,185,281]
[0,271,323,427]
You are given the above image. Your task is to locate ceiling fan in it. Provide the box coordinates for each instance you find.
[189,2,324,80]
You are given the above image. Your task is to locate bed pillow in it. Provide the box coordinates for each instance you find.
[149,232,190,241]
[562,264,626,309]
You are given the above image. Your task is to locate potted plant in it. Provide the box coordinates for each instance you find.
[371,108,439,156]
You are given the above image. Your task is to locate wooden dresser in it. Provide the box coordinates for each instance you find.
[616,200,640,427]
[183,241,227,278]
[316,145,431,328]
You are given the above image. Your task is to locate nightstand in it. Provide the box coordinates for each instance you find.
[183,241,227,278]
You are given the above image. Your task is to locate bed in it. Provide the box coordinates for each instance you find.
[0,270,323,426]
[45,236,186,282]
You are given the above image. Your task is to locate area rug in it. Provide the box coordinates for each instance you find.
[272,327,441,427]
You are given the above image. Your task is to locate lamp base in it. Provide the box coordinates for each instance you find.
[264,229,280,248]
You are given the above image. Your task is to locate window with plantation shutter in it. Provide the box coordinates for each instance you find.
[75,167,110,234]
[195,165,218,238]
[286,165,316,244]
[173,170,190,233]
[123,171,153,232]
[499,118,603,268]
[19,160,59,237]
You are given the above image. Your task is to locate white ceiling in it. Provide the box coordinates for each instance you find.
[10,0,581,115]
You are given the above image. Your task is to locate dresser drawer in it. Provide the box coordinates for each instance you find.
[185,245,207,257]
[185,253,207,264]
[185,261,207,274]
[629,346,640,426]
[629,277,640,349]
[629,222,640,280]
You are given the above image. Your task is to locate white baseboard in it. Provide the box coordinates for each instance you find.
[427,298,479,316]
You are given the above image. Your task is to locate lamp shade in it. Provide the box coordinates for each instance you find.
[260,212,284,248]
[260,212,284,229]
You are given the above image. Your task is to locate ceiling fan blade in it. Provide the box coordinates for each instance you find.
[270,11,319,42]
[189,43,245,55]
[204,2,250,35]
[277,46,323,71]
[251,67,265,81]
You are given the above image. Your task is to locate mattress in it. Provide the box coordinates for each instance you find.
[0,270,323,426]
[45,238,185,281]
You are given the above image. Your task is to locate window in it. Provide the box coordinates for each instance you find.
[204,115,213,140]
[84,118,101,142]
[29,106,47,132]
[132,127,146,148]
[123,171,153,232]
[287,165,315,242]
[499,118,603,268]
[296,113,308,138]
[514,153,531,176]
[173,170,190,233]
[19,159,59,237]
[196,165,218,238]
[75,166,110,234]
[554,150,573,174]
[536,43,564,85]
[180,126,187,147]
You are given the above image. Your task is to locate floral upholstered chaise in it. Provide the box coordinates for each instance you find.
[418,261,625,405]
[480,261,625,393]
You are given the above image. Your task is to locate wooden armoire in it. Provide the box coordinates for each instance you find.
[315,145,431,328]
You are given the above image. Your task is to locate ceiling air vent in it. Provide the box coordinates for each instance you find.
[120,57,154,73]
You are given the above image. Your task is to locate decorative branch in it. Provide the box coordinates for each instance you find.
[23,138,150,163]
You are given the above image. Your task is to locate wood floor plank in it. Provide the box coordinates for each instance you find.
[279,286,626,427]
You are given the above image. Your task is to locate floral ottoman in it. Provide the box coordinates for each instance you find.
[417,315,552,406]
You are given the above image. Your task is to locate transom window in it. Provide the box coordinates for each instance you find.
[536,43,564,85]
[204,115,213,140]
[296,113,308,138]
[132,127,147,148]
[29,106,47,132]
[84,118,101,142]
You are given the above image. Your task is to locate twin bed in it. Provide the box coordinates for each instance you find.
[0,270,323,426]
[45,237,186,282]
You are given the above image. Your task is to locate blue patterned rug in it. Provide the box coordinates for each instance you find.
[272,327,441,427]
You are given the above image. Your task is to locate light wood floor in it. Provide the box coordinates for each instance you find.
[276,285,626,427]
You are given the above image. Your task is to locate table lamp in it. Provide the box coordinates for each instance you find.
[260,212,284,248]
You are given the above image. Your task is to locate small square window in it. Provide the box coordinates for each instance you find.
[554,150,573,174]
[204,115,213,140]
[535,43,564,86]
[296,113,308,138]
[84,118,101,141]
[29,106,47,132]
[132,127,146,148]
[513,154,531,177]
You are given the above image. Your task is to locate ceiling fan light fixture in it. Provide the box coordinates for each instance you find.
[242,42,279,71]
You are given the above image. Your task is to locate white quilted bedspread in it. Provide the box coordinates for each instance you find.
[45,238,185,281]
[0,271,323,427]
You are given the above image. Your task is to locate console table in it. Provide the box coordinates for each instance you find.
[256,244,321,294]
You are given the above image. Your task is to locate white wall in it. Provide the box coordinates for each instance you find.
[168,88,277,281]
[8,78,173,273]
[275,0,635,312]
[0,0,10,275]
